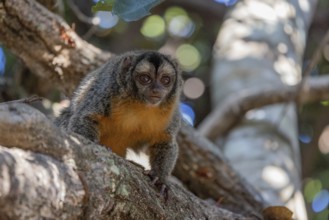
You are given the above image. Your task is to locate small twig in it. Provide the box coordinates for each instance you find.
[66,0,99,26]
[66,0,100,40]
[1,95,43,104]
[82,25,98,40]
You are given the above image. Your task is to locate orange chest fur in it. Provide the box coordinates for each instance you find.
[95,101,176,156]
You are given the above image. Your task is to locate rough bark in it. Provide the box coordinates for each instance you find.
[0,103,255,220]
[0,0,112,96]
[0,146,84,219]
[0,101,266,218]
[175,123,265,218]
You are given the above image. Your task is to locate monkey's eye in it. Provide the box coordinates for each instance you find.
[160,76,171,86]
[138,74,152,85]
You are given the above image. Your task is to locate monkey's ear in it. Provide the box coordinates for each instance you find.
[169,57,182,76]
[164,54,181,74]
[120,55,134,72]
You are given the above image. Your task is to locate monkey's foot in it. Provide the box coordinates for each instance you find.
[143,170,169,201]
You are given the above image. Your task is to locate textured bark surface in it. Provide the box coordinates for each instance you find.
[0,103,255,220]
[0,146,84,219]
[0,0,111,96]
[175,123,265,218]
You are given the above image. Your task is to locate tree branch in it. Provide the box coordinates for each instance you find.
[0,103,255,219]
[198,75,329,140]
[0,101,265,217]
[0,146,84,219]
[0,0,112,96]
[0,102,73,160]
[176,124,265,217]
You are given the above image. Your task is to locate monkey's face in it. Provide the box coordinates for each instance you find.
[132,54,177,106]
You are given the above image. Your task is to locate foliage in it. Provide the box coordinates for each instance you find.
[92,0,163,21]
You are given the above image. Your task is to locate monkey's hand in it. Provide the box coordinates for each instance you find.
[146,140,178,202]
[143,169,169,201]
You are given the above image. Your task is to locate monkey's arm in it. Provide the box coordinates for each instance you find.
[148,139,179,183]
[146,110,181,197]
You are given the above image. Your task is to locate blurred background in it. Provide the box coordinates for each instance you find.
[0,0,329,219]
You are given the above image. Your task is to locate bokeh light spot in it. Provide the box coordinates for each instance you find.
[299,134,312,144]
[299,123,313,144]
[141,15,165,38]
[176,44,201,71]
[277,43,288,54]
[164,7,187,23]
[180,103,195,126]
[168,15,194,38]
[320,100,329,106]
[319,126,329,154]
[0,47,6,75]
[304,179,322,203]
[312,190,329,213]
[214,0,238,6]
[95,11,119,29]
[261,166,289,188]
[183,77,205,99]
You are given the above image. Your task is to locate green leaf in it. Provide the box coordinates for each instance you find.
[113,0,163,22]
[92,0,115,13]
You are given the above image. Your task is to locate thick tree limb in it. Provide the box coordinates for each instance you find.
[198,75,329,140]
[176,124,265,218]
[0,0,112,96]
[0,102,73,160]
[0,146,84,219]
[0,101,265,218]
[0,103,255,219]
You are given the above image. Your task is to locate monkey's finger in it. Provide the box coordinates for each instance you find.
[160,184,167,195]
[160,184,169,202]
[151,176,159,185]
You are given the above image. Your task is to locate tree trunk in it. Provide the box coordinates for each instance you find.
[200,0,317,219]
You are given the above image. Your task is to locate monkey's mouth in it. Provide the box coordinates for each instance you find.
[148,95,162,104]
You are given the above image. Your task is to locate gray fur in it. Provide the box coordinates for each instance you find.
[55,50,182,183]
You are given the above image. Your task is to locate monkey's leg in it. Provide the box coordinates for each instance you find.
[146,140,178,198]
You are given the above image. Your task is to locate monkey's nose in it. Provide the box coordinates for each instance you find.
[151,89,160,95]
[150,84,161,94]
